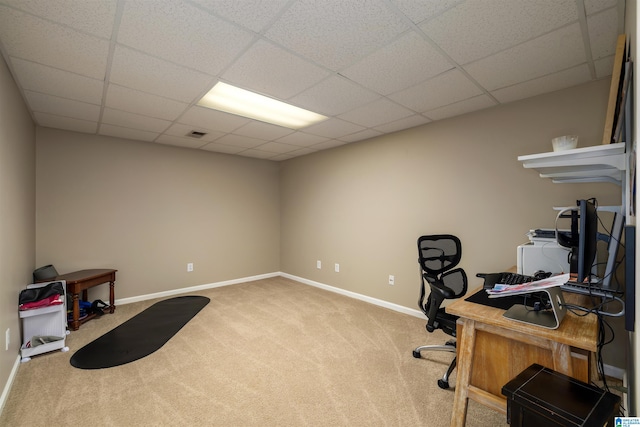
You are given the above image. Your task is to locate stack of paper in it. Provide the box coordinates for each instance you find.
[486,273,570,298]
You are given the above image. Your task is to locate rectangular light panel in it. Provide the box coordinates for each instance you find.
[198,82,327,129]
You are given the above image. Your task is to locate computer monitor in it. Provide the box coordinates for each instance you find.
[564,199,598,283]
[576,199,598,283]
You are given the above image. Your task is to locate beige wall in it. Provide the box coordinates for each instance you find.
[280,78,620,310]
[0,57,35,401]
[36,129,281,300]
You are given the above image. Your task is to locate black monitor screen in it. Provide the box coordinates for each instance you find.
[576,199,598,283]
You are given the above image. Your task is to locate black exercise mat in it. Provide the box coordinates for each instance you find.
[70,295,209,369]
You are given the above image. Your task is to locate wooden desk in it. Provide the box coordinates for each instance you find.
[446,288,598,427]
[55,269,117,331]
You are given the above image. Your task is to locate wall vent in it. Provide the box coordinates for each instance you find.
[187,130,207,138]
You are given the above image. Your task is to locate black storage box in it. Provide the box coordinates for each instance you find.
[501,364,620,427]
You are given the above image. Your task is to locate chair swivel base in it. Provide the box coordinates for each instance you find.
[412,340,456,389]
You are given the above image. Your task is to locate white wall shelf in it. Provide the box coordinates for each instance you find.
[517,142,626,185]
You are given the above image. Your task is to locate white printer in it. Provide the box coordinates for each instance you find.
[517,229,571,276]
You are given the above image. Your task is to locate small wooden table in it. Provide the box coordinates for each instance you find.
[446,287,598,427]
[55,269,117,331]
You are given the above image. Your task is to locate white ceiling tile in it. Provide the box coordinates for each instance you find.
[99,124,159,142]
[105,85,188,121]
[275,132,329,147]
[250,142,299,154]
[215,133,266,148]
[199,141,246,154]
[265,0,409,70]
[270,148,315,161]
[584,0,618,15]
[12,59,104,104]
[588,7,621,60]
[339,98,414,127]
[189,0,291,33]
[290,76,379,115]
[341,31,454,95]
[309,139,350,150]
[491,64,592,104]
[420,0,578,64]
[24,90,100,122]
[102,108,172,133]
[233,121,295,141]
[389,69,483,112]
[372,114,430,133]
[34,112,97,133]
[236,148,278,159]
[391,0,464,25]
[424,95,497,121]
[594,55,615,79]
[163,123,225,142]
[117,0,254,75]
[301,117,366,139]
[338,128,383,143]
[222,40,330,99]
[0,0,117,38]
[464,23,586,91]
[155,134,210,149]
[110,46,214,103]
[0,5,109,79]
[178,106,250,133]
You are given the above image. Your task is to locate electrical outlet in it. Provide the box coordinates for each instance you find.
[187,263,194,272]
[5,328,9,351]
[389,275,395,286]
[317,260,321,269]
[334,263,340,272]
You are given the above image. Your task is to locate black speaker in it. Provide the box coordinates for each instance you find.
[33,264,58,282]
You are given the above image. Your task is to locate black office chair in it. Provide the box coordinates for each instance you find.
[412,234,468,389]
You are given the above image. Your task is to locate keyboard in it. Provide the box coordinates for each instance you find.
[477,272,536,290]
[560,281,623,298]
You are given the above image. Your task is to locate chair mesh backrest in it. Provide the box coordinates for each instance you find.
[440,269,467,298]
[418,235,466,298]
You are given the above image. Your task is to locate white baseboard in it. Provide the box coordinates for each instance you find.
[114,272,280,306]
[0,354,21,417]
[279,272,425,319]
[114,271,425,319]
[603,363,626,380]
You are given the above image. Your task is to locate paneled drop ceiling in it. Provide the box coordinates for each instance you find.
[0,0,626,161]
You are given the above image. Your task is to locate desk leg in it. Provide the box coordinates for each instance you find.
[70,293,80,331]
[551,341,573,377]
[109,280,115,314]
[451,319,476,427]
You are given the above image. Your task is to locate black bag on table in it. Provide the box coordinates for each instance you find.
[19,281,64,305]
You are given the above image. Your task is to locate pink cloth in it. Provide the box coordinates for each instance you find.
[19,294,63,311]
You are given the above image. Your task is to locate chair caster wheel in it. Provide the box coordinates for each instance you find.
[437,379,449,389]
[412,350,421,358]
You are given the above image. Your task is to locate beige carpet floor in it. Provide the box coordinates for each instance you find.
[0,276,507,426]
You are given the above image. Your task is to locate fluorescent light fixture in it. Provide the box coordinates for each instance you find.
[197,82,328,129]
